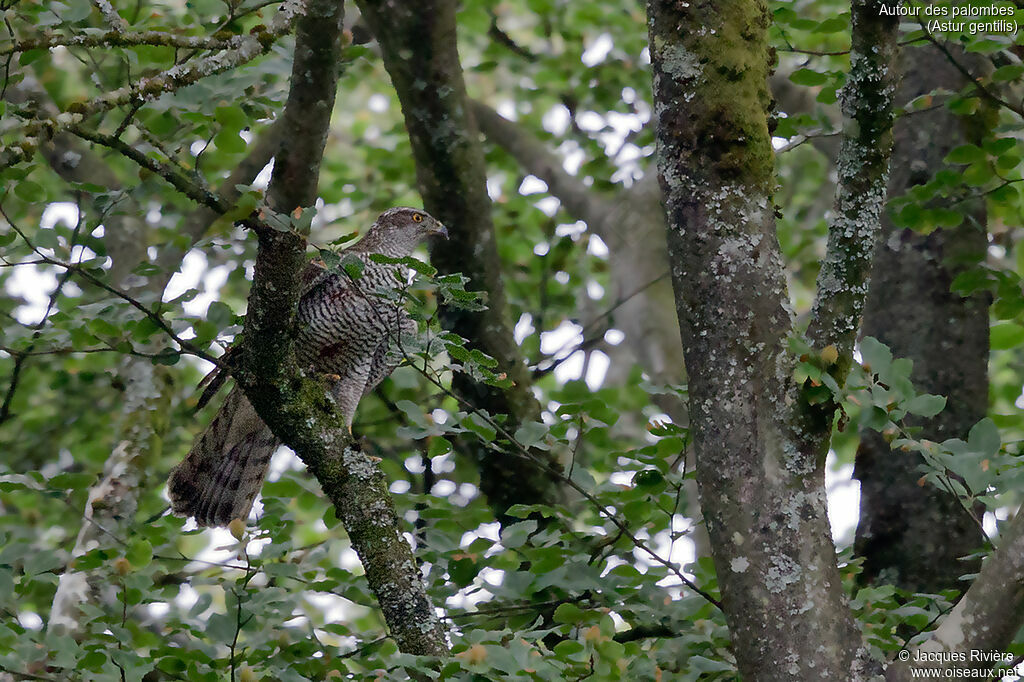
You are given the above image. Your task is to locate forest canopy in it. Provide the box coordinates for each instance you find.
[1,0,1023,680]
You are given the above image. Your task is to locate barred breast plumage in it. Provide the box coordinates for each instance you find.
[168,207,447,527]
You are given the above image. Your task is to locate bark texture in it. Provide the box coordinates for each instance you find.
[854,44,990,593]
[356,0,563,521]
[649,1,898,678]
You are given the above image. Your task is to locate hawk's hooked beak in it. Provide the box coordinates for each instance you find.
[431,223,449,239]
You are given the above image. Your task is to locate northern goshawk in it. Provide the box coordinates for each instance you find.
[168,207,447,526]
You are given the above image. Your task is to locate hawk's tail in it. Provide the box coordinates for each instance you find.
[168,387,279,527]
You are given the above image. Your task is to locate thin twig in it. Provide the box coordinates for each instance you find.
[533,271,670,375]
[1,10,298,169]
[917,23,1024,117]
[0,205,225,369]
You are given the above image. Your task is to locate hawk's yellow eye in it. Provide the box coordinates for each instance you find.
[412,213,423,223]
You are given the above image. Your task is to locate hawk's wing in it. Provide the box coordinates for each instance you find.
[299,258,335,299]
[194,260,338,411]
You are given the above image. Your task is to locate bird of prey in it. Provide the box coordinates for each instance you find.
[167,207,447,527]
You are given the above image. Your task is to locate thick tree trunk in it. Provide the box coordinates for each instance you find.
[649,0,897,677]
[854,44,990,592]
[356,0,564,521]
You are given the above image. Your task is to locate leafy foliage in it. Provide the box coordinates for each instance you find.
[1,0,1023,678]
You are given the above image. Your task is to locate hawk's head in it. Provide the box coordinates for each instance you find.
[358,207,447,257]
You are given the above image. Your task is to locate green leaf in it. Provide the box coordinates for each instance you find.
[553,603,585,624]
[206,300,234,328]
[789,68,828,86]
[48,472,95,490]
[427,437,451,457]
[152,348,181,366]
[990,323,1024,350]
[690,655,737,673]
[500,520,536,549]
[992,64,1024,82]
[449,556,478,587]
[814,16,848,33]
[222,188,262,222]
[369,253,437,276]
[858,337,891,374]
[14,180,45,202]
[948,96,980,115]
[951,268,993,295]
[962,162,992,187]
[904,394,946,418]
[214,104,246,128]
[214,128,246,154]
[967,418,1000,458]
[341,253,365,279]
[985,137,1016,155]
[514,421,548,449]
[464,412,496,441]
[318,248,341,270]
[944,144,985,164]
[34,228,61,249]
[126,539,152,569]
[633,469,665,487]
[553,639,585,658]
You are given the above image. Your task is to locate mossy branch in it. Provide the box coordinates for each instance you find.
[234,0,450,658]
[3,30,245,55]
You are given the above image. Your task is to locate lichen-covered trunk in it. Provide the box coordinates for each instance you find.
[49,360,172,633]
[648,1,891,678]
[854,44,990,593]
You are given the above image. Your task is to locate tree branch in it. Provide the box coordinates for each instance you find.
[0,3,299,169]
[917,24,1024,118]
[3,30,246,55]
[233,0,449,657]
[805,0,901,378]
[886,511,1024,681]
[648,0,891,677]
[1,208,225,368]
[149,118,284,292]
[469,99,614,230]
[89,0,128,32]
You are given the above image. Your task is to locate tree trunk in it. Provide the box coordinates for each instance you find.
[356,0,564,521]
[854,44,990,593]
[649,0,897,677]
